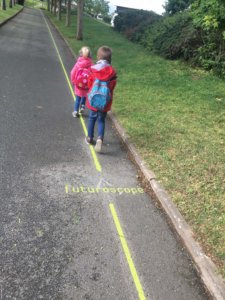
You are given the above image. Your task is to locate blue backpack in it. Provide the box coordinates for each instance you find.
[88,79,111,111]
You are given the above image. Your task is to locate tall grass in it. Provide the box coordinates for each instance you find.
[46,11,225,277]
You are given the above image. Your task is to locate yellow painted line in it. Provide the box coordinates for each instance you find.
[109,203,146,300]
[42,13,101,173]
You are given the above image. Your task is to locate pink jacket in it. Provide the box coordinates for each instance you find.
[70,56,93,97]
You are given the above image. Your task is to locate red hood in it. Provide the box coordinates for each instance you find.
[91,65,116,81]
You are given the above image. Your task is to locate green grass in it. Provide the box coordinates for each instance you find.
[0,0,46,22]
[46,11,225,277]
[24,0,47,9]
[0,0,23,22]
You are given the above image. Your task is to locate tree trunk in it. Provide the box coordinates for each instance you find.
[76,0,84,40]
[47,0,50,11]
[9,0,12,8]
[66,0,71,27]
[57,0,62,20]
[50,0,53,13]
[2,0,6,10]
[53,0,57,16]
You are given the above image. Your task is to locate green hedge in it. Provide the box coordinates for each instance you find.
[114,9,161,43]
[114,9,225,78]
[141,12,200,60]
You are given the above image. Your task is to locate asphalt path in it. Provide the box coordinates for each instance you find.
[0,7,211,300]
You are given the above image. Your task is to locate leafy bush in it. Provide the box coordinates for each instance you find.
[113,5,225,78]
[114,9,161,43]
[192,29,225,77]
[164,0,195,15]
[141,11,225,77]
[103,15,111,24]
[190,0,225,77]
[141,12,201,60]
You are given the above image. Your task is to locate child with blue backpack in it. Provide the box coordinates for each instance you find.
[70,46,93,117]
[85,46,117,152]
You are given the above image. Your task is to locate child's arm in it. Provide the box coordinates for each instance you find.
[70,63,77,84]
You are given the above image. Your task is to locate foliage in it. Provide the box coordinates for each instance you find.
[114,9,161,43]
[141,12,201,60]
[103,15,110,23]
[84,0,109,18]
[0,0,22,21]
[164,0,194,15]
[192,0,225,31]
[112,0,225,77]
[191,0,225,77]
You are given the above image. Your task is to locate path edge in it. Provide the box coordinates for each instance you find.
[0,5,24,27]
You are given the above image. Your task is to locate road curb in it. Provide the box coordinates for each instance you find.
[109,111,225,300]
[45,11,225,300]
[0,6,24,27]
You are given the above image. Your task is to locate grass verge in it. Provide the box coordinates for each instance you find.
[45,10,225,278]
[0,0,22,23]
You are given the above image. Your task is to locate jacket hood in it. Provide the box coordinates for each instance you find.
[91,60,116,81]
[76,56,93,68]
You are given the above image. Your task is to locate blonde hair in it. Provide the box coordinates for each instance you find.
[79,46,91,58]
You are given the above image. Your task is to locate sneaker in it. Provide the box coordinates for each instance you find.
[95,138,102,153]
[72,111,79,118]
[80,105,85,113]
[85,136,94,145]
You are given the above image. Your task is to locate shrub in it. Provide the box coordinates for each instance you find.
[114,9,161,43]
[103,15,111,24]
[114,7,225,78]
[141,12,201,60]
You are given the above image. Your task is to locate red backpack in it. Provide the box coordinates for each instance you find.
[75,67,90,90]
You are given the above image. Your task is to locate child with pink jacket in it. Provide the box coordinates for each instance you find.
[70,46,93,117]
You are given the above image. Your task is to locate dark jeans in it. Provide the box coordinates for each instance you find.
[74,95,86,112]
[87,110,107,140]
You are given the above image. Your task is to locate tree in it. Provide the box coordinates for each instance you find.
[76,0,84,40]
[84,0,94,15]
[2,0,6,10]
[53,0,57,16]
[57,0,62,20]
[50,0,53,13]
[66,0,71,26]
[84,0,109,18]
[93,0,109,18]
[47,0,50,11]
[164,0,194,15]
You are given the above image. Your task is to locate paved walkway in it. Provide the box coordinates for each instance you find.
[0,7,211,299]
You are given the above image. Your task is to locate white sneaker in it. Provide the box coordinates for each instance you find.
[80,106,85,113]
[95,138,102,153]
[72,111,79,118]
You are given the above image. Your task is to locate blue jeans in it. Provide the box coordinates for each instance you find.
[74,95,86,112]
[87,110,107,140]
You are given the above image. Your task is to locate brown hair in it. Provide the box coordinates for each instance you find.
[97,46,112,64]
